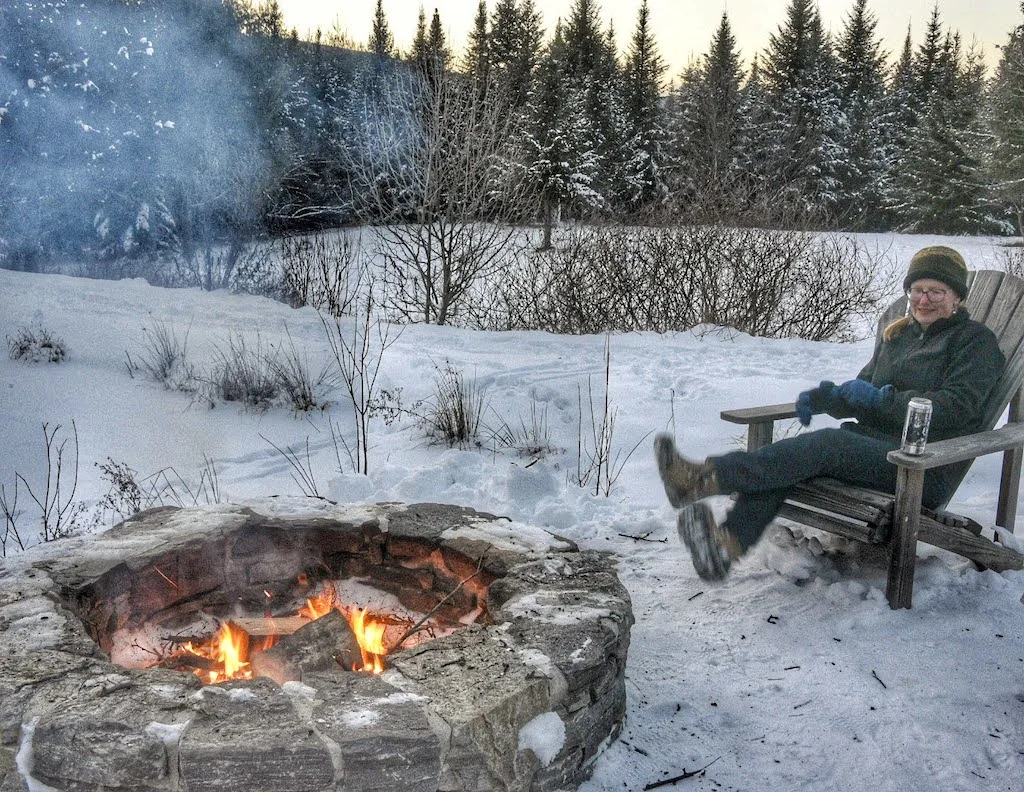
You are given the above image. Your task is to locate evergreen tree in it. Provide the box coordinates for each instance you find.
[988,2,1024,236]
[410,7,428,64]
[524,24,599,246]
[561,0,605,77]
[671,12,747,216]
[891,14,992,233]
[834,0,893,228]
[620,0,669,211]
[756,0,847,221]
[489,0,543,111]
[463,0,490,83]
[368,0,395,58]
[427,8,452,73]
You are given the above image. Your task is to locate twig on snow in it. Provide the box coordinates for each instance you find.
[644,756,721,789]
[618,531,667,543]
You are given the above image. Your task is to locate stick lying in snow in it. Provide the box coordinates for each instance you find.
[643,756,721,789]
[618,531,667,543]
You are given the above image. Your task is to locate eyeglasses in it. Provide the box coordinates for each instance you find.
[907,287,951,302]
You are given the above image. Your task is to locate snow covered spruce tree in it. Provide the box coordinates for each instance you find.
[833,0,896,230]
[888,8,994,234]
[488,0,544,115]
[987,2,1024,238]
[523,23,600,248]
[751,0,848,224]
[619,0,670,214]
[666,13,747,221]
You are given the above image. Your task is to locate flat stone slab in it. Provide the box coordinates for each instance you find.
[0,498,632,791]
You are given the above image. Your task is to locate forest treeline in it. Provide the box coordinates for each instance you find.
[2,0,1024,275]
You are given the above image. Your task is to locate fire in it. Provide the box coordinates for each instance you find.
[182,621,252,685]
[172,586,390,683]
[351,608,387,674]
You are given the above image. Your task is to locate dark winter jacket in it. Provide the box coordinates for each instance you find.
[847,308,1004,443]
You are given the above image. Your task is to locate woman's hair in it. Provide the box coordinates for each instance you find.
[883,316,912,341]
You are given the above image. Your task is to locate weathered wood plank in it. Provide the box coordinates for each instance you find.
[887,423,1024,470]
[916,516,1024,572]
[747,422,775,451]
[777,503,875,544]
[720,403,796,425]
[887,467,924,609]
[997,390,1024,532]
[788,479,891,527]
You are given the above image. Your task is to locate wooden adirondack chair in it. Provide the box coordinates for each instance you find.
[720,269,1024,609]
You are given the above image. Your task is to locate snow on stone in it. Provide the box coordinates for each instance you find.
[518,712,566,767]
[442,516,574,555]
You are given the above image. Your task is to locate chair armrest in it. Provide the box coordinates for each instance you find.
[887,422,1024,470]
[720,403,797,425]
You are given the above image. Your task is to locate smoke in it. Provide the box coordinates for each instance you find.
[0,0,270,270]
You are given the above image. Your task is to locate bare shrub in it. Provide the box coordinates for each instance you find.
[126,321,197,391]
[8,325,67,363]
[322,288,401,474]
[998,244,1024,279]
[346,69,535,325]
[260,435,322,498]
[488,402,559,460]
[4,422,86,548]
[269,328,336,413]
[95,456,221,521]
[211,334,279,411]
[422,363,486,448]
[570,337,648,497]
[492,225,892,341]
[280,232,364,317]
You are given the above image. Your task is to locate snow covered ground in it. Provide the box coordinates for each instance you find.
[1,231,1022,791]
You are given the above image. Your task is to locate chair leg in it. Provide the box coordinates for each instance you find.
[887,466,925,609]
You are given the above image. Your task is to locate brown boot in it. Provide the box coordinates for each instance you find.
[654,433,719,508]
[677,501,742,582]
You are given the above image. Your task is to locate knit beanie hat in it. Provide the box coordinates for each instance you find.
[903,246,969,298]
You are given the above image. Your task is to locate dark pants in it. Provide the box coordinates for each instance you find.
[710,427,957,552]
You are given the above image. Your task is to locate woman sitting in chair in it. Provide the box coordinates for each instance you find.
[655,246,1005,581]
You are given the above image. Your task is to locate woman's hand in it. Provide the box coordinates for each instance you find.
[838,379,894,409]
[795,380,840,426]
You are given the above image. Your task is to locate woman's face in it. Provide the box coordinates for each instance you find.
[908,277,961,329]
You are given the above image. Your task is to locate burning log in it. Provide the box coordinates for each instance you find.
[250,610,361,685]
[229,616,309,637]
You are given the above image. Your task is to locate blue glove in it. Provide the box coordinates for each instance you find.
[795,380,840,426]
[838,379,894,409]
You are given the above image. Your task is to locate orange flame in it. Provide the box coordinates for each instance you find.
[172,581,389,683]
[183,621,252,685]
[351,608,387,674]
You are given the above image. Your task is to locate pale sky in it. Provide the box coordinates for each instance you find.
[278,0,1021,78]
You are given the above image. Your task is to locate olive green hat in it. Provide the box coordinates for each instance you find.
[903,246,969,299]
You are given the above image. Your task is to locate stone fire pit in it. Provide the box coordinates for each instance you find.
[0,499,633,791]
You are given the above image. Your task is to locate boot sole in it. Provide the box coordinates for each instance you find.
[678,501,731,582]
[654,433,684,508]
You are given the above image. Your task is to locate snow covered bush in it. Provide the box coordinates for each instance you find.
[279,232,364,317]
[7,325,67,363]
[493,225,892,341]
